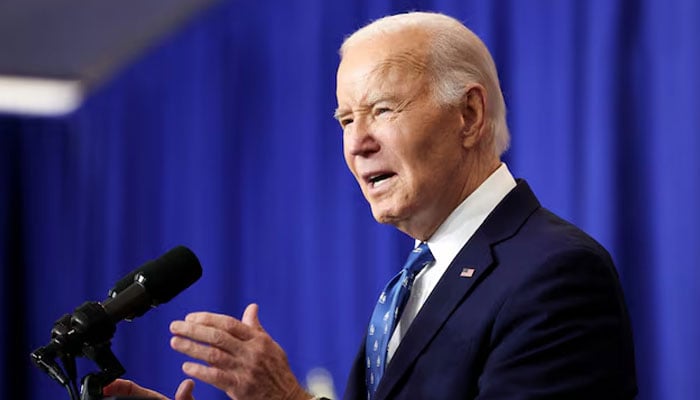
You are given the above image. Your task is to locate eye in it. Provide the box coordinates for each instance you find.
[373,107,392,116]
[339,117,354,128]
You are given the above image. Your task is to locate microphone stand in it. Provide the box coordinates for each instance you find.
[30,246,201,400]
[80,341,125,400]
[31,307,157,400]
[31,314,81,400]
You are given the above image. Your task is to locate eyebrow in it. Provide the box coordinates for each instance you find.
[333,51,426,121]
[333,96,393,121]
[333,108,347,121]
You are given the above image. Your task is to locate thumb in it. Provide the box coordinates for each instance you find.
[103,379,168,400]
[242,303,264,331]
[175,379,195,400]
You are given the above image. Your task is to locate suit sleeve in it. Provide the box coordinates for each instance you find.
[476,249,637,399]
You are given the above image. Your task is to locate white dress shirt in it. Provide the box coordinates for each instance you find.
[386,163,517,362]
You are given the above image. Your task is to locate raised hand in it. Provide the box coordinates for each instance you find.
[103,378,195,400]
[169,304,310,400]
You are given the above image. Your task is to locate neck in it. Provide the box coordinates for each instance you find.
[400,157,501,241]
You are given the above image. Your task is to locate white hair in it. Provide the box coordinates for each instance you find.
[340,12,510,157]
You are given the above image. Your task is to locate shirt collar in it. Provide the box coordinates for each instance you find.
[417,163,517,268]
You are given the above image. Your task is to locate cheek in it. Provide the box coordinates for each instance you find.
[405,138,461,187]
[342,140,354,172]
[342,149,365,187]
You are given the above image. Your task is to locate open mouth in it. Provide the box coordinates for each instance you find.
[368,173,396,188]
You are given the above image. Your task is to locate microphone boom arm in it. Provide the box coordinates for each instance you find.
[80,341,126,400]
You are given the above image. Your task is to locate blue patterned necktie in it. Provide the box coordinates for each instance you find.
[365,242,434,399]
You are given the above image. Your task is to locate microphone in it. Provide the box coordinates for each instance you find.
[38,245,202,356]
[104,245,202,320]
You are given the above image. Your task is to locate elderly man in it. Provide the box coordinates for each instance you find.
[105,11,637,400]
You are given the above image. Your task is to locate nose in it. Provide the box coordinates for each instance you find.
[344,118,380,157]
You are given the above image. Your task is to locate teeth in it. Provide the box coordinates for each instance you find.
[370,174,393,187]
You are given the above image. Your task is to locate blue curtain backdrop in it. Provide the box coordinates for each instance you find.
[1,0,698,399]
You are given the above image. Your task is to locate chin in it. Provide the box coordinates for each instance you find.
[370,205,406,227]
[370,206,393,224]
[371,210,390,225]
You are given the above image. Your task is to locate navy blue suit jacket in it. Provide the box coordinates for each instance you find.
[343,181,637,399]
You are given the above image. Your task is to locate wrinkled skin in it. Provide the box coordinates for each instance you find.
[336,28,497,240]
[105,21,498,400]
[103,304,310,400]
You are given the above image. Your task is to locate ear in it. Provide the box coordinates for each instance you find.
[460,85,487,149]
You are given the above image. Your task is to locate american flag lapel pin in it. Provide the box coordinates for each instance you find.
[460,267,475,278]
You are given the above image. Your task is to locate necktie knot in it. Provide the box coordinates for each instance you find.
[403,242,434,276]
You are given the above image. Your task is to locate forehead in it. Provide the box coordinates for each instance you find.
[336,31,431,101]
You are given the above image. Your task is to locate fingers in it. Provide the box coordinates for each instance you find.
[242,303,264,331]
[180,311,256,340]
[169,307,263,370]
[175,379,195,400]
[180,361,237,395]
[102,379,168,400]
[170,305,268,365]
[168,304,306,400]
[102,377,195,400]
[170,333,240,368]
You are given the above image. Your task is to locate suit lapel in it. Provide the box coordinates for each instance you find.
[344,334,369,400]
[374,180,541,399]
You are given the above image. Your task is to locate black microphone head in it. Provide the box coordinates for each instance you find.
[135,245,202,305]
[107,248,172,298]
[108,267,143,298]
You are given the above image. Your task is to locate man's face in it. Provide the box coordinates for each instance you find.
[335,32,472,239]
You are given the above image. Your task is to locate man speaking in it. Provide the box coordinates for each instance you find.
[105,11,637,400]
